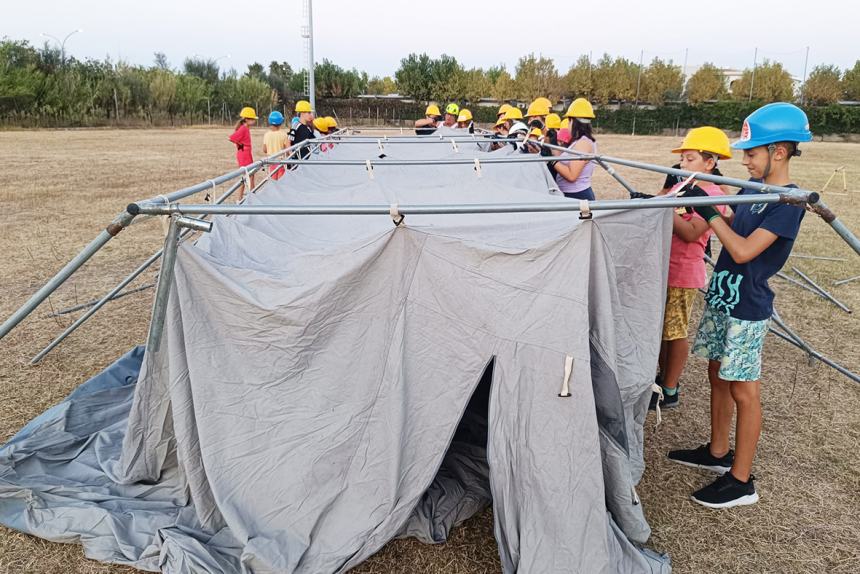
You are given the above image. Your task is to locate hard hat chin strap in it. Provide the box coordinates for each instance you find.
[762,143,777,181]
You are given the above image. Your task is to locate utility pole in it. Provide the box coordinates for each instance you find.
[748,47,758,102]
[682,47,689,102]
[302,0,316,112]
[41,29,82,66]
[632,49,644,136]
[800,46,810,105]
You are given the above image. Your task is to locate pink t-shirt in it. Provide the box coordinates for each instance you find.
[229,124,253,166]
[667,182,727,288]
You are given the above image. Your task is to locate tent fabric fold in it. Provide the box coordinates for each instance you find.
[1,137,672,573]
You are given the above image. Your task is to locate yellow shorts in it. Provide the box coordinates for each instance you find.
[662,287,699,341]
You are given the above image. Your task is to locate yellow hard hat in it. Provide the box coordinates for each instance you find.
[325,116,338,129]
[295,100,313,113]
[239,106,258,120]
[564,98,595,120]
[528,128,543,138]
[313,117,329,132]
[545,113,562,130]
[534,97,552,109]
[503,107,524,121]
[526,101,550,118]
[445,103,460,116]
[457,109,473,122]
[561,118,570,130]
[672,126,733,160]
[497,103,513,117]
[494,117,506,127]
[425,103,441,117]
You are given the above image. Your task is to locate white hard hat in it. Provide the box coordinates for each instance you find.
[509,121,529,135]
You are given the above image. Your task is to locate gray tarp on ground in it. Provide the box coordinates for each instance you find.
[0,136,671,573]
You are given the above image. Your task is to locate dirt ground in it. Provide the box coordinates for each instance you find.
[0,127,859,574]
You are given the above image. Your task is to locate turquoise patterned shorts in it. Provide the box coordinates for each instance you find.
[692,304,769,382]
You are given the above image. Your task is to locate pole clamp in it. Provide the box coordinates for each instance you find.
[558,355,573,397]
[451,139,459,153]
[389,203,405,226]
[474,158,482,178]
[578,200,592,220]
[365,160,375,180]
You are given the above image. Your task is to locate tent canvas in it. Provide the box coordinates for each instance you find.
[0,138,672,573]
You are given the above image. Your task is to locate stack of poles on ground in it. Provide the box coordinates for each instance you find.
[0,130,859,385]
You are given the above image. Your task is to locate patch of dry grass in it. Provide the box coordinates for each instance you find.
[0,129,859,574]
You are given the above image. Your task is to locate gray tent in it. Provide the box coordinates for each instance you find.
[0,136,672,573]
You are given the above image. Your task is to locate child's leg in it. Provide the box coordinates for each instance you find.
[709,360,734,457]
[729,380,761,482]
[662,337,688,390]
[658,340,668,380]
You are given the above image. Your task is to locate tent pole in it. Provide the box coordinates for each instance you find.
[540,140,860,258]
[129,192,811,217]
[594,158,638,198]
[0,210,136,341]
[29,179,245,363]
[145,216,181,354]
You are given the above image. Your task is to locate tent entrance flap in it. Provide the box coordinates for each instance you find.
[397,357,495,544]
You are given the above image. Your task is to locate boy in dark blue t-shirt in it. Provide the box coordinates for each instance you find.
[667,103,813,509]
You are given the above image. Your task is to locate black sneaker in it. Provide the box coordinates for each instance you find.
[661,387,680,409]
[691,472,758,509]
[667,443,734,473]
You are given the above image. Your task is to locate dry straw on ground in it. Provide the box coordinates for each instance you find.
[0,128,858,574]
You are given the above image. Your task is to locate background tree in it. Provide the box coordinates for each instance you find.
[591,54,636,104]
[183,57,220,84]
[267,61,293,101]
[802,65,843,105]
[394,53,434,101]
[245,62,267,83]
[153,52,170,71]
[491,69,515,102]
[564,55,593,100]
[428,54,462,102]
[685,63,726,104]
[513,54,561,101]
[731,60,795,102]
[640,58,683,105]
[461,68,491,104]
[842,60,860,101]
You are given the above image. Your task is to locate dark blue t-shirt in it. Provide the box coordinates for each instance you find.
[705,184,804,321]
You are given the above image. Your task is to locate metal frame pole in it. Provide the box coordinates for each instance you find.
[130,192,810,217]
[0,210,136,340]
[29,179,246,363]
[146,216,181,353]
[791,267,852,313]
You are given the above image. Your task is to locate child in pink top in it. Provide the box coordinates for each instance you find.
[651,127,732,410]
[229,107,257,202]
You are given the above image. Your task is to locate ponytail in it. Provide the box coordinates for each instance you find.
[233,118,246,131]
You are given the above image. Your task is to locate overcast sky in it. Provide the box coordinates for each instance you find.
[6,0,857,80]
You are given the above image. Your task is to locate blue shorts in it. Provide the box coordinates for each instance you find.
[562,187,595,201]
[692,304,769,382]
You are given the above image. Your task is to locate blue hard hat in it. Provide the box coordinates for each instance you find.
[732,102,812,150]
[268,111,284,126]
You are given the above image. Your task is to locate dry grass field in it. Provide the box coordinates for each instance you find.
[0,127,859,574]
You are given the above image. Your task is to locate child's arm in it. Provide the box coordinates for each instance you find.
[708,219,778,264]
[553,138,593,182]
[673,212,711,243]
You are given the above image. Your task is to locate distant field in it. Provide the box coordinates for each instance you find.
[0,127,858,574]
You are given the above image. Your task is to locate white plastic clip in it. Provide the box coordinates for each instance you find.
[651,382,664,426]
[204,179,216,203]
[242,166,252,191]
[377,139,385,151]
[451,139,459,153]
[389,203,404,226]
[365,160,374,180]
[675,171,701,194]
[578,200,592,220]
[474,158,482,178]
[558,355,573,397]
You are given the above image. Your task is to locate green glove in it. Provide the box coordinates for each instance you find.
[681,184,721,222]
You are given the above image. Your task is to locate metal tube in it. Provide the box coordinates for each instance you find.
[833,274,860,286]
[30,249,164,364]
[146,216,181,353]
[775,271,830,300]
[768,325,860,385]
[791,267,852,313]
[788,254,848,262]
[0,210,136,340]
[539,140,860,258]
[266,155,594,167]
[594,158,639,198]
[131,192,799,217]
[46,282,155,318]
[30,178,242,362]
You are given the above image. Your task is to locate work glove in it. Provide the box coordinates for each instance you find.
[680,184,720,222]
[629,191,655,199]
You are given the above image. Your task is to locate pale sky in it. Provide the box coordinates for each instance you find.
[5,0,858,80]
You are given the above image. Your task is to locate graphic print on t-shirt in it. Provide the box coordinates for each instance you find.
[705,270,743,314]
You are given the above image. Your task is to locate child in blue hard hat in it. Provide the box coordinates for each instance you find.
[263,111,289,180]
[667,102,813,509]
